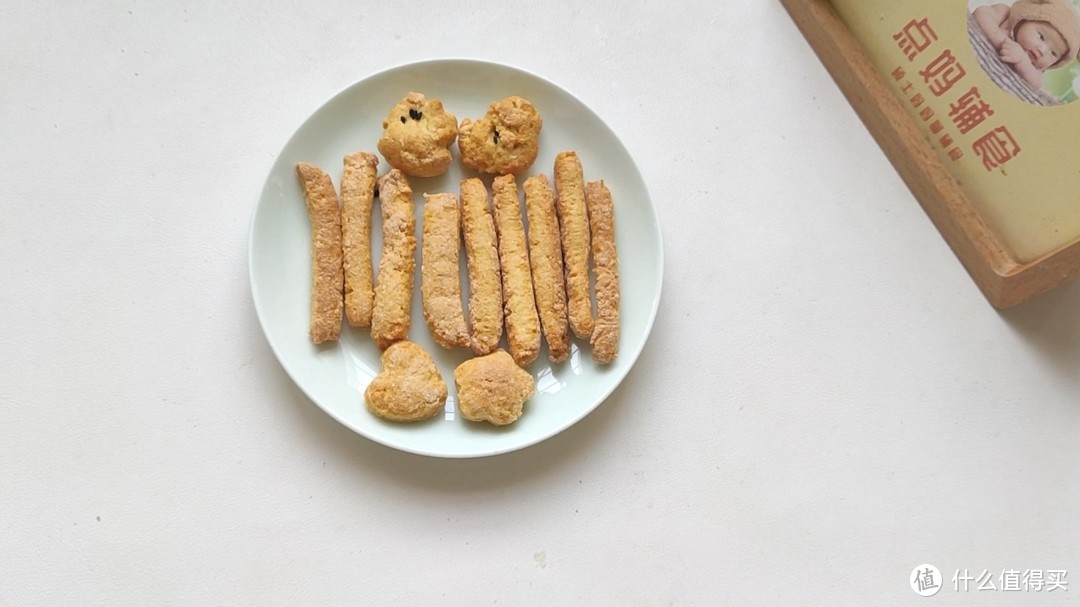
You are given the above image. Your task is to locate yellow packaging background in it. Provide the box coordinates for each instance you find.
[832,1,1080,263]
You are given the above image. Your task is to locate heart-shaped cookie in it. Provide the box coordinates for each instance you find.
[453,349,536,426]
[364,341,448,422]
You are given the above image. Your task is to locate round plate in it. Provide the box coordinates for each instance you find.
[249,59,663,458]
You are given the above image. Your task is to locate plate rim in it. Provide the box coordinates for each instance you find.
[248,57,665,458]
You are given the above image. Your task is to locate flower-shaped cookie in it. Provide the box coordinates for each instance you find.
[458,96,542,175]
[453,350,536,426]
[364,341,448,422]
[377,92,458,178]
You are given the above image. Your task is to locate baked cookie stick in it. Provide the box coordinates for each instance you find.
[370,170,416,350]
[523,174,570,363]
[340,151,378,328]
[421,193,470,349]
[460,178,503,355]
[492,175,541,366]
[553,151,594,339]
[585,180,620,364]
[296,162,343,344]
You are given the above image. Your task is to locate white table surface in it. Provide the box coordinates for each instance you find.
[3,1,1078,605]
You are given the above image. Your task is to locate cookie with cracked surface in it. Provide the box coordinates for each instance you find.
[377,92,458,178]
[458,96,542,175]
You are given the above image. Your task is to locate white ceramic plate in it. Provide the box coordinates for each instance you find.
[250,59,663,458]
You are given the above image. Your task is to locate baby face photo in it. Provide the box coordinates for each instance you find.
[969,0,1080,104]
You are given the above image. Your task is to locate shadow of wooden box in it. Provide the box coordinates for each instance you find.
[781,0,1080,308]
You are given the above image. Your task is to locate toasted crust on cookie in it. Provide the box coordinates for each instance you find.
[296,162,343,343]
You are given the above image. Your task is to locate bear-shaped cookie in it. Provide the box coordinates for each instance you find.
[377,92,458,178]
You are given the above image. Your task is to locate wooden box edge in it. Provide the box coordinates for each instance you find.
[780,0,1080,308]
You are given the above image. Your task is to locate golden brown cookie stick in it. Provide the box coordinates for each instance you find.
[492,175,541,366]
[296,162,343,344]
[370,170,416,350]
[421,193,470,349]
[340,151,378,328]
[523,174,570,363]
[585,180,620,364]
[554,151,594,339]
[460,178,503,355]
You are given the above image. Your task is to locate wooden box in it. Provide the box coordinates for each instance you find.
[781,0,1080,307]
